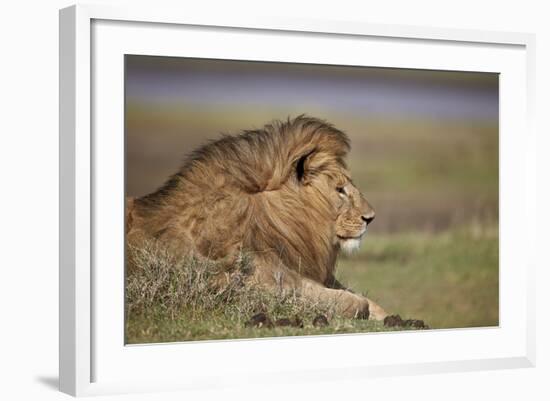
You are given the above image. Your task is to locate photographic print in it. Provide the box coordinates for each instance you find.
[124,55,499,344]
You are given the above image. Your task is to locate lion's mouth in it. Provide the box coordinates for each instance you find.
[337,229,367,241]
[337,235,363,240]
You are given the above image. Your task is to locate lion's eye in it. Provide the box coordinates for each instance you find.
[336,187,346,196]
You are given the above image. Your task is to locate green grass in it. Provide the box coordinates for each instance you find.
[125,222,497,344]
[126,308,402,344]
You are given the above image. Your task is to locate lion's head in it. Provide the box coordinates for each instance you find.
[130,116,375,284]
[334,181,376,253]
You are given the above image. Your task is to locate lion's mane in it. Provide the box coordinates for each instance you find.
[127,116,351,285]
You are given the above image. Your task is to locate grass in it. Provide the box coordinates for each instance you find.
[125,241,408,344]
[125,221,498,344]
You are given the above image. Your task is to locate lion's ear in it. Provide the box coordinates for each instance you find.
[295,148,316,185]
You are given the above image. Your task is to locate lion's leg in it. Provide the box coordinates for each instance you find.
[250,261,370,319]
[298,278,370,319]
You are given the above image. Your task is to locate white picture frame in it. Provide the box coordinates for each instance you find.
[59,4,536,397]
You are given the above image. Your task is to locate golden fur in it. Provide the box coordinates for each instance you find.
[126,116,388,320]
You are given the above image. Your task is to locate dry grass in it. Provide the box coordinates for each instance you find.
[125,240,389,343]
[126,240,337,320]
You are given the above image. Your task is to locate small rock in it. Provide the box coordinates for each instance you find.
[274,316,304,328]
[383,315,404,327]
[293,316,304,328]
[384,315,429,329]
[245,312,273,328]
[275,318,292,327]
[312,314,329,327]
[403,319,429,329]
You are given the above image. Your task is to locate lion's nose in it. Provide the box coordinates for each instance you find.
[361,213,375,225]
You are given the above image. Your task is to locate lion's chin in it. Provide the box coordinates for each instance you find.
[338,237,363,254]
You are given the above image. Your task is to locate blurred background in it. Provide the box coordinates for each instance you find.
[126,55,499,329]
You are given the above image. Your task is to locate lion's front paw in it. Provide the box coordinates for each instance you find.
[341,293,370,320]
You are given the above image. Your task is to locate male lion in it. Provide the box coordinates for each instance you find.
[126,116,389,320]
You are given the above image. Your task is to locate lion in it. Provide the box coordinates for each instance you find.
[126,115,389,320]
